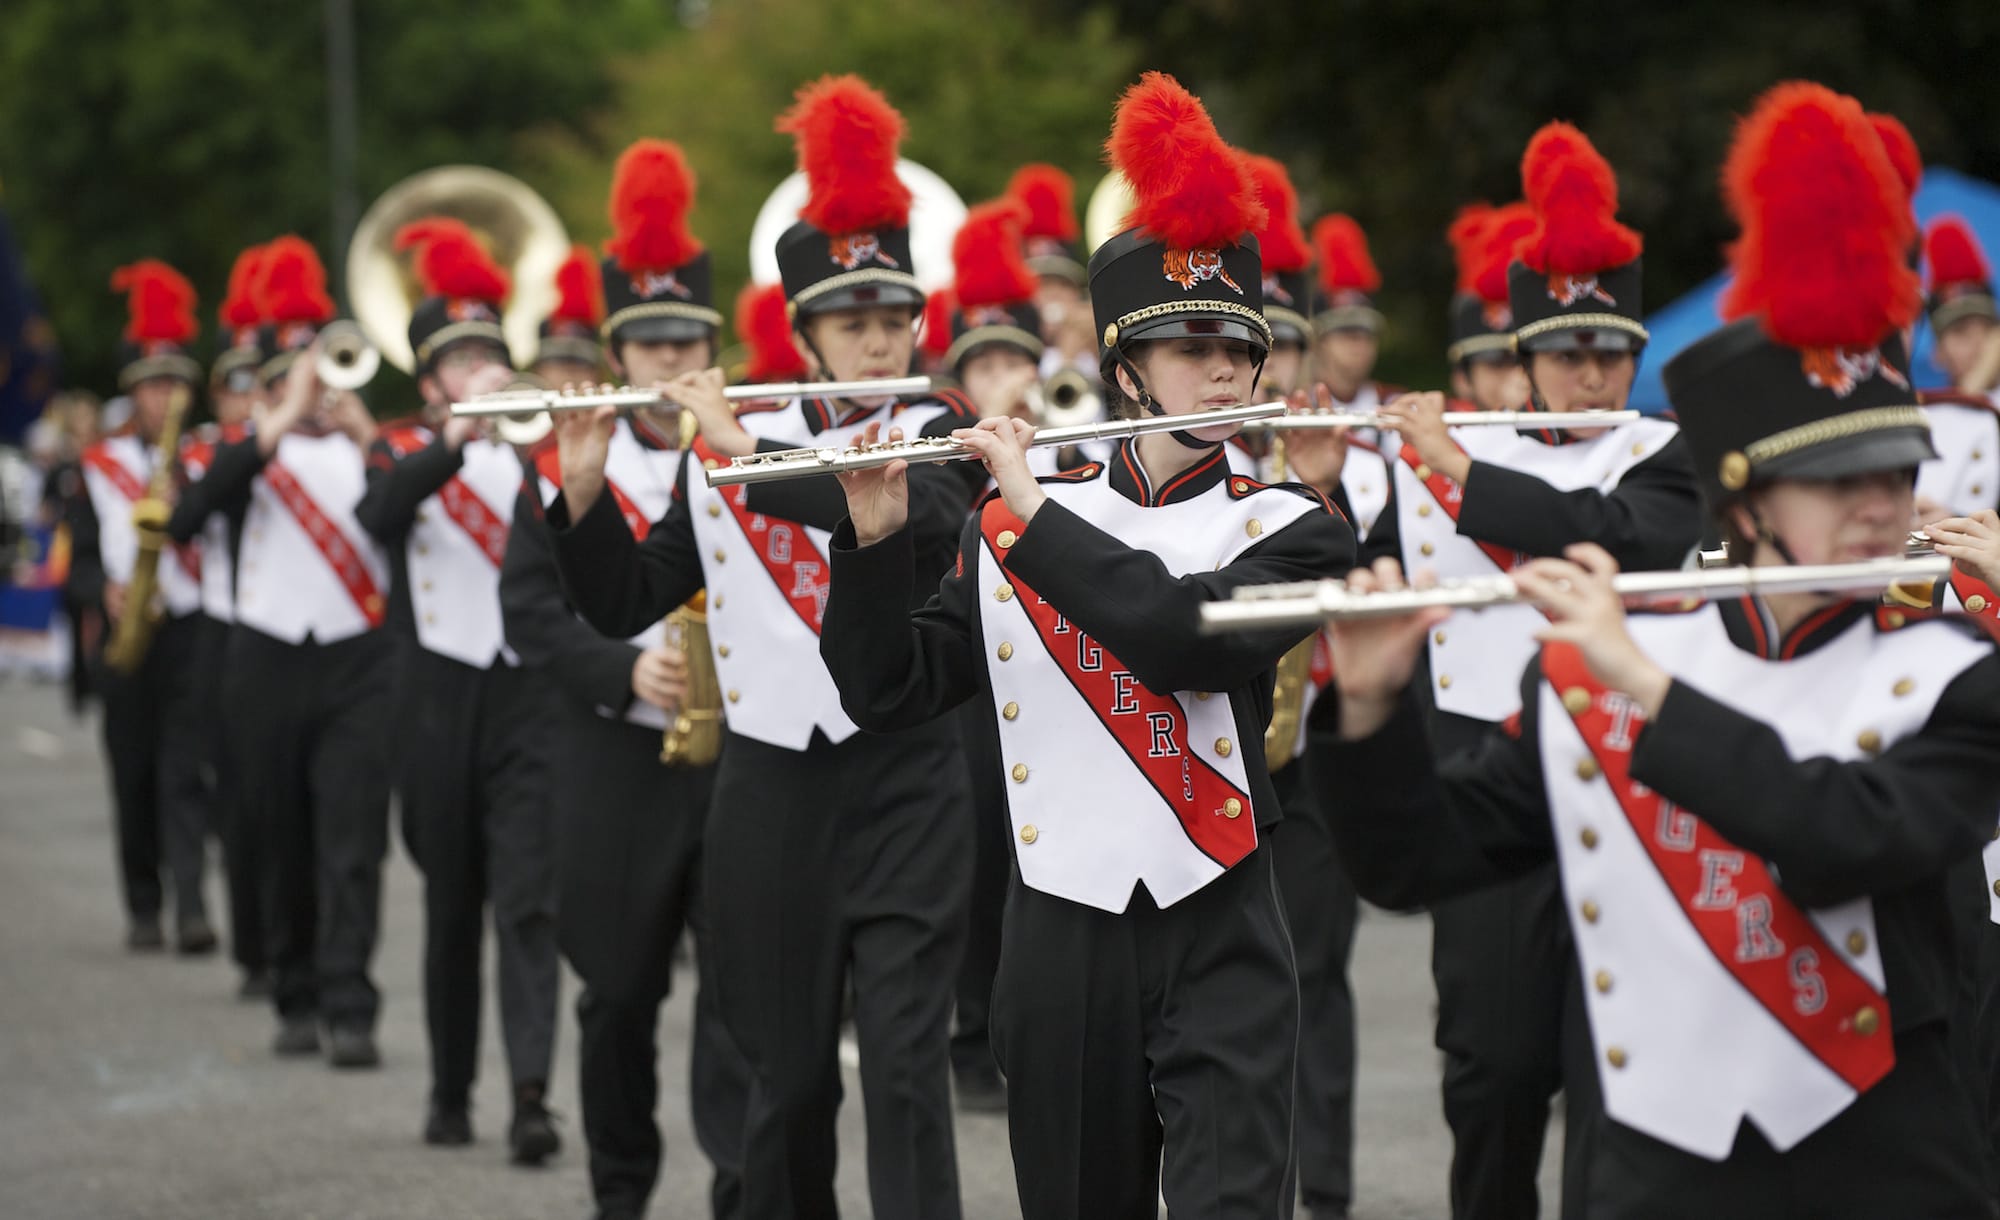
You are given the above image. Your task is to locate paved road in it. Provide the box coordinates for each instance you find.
[0,676,1558,1219]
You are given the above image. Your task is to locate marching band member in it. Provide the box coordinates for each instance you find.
[1915,217,2000,520]
[533,246,609,391]
[168,236,392,1068]
[1353,123,1701,1220]
[732,281,810,385]
[547,79,978,1220]
[820,73,1355,1219]
[1309,213,1400,536]
[1243,153,1316,402]
[69,260,214,954]
[1005,163,1097,386]
[513,137,748,1219]
[1444,202,1535,415]
[352,219,561,1162]
[1317,81,2000,1217]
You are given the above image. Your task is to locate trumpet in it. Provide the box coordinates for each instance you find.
[705,400,1286,487]
[315,320,382,391]
[1696,531,1935,569]
[1197,555,1953,633]
[1242,408,1639,433]
[1023,368,1103,428]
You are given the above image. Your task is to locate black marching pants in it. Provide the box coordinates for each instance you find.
[95,611,209,925]
[951,699,1009,1082]
[705,725,972,1220]
[993,845,1299,1220]
[1268,758,1361,1217]
[221,625,391,1029]
[193,612,264,972]
[392,646,560,1107]
[553,709,746,1218]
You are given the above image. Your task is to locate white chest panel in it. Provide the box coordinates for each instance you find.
[1917,399,2000,515]
[402,435,520,668]
[234,433,385,645]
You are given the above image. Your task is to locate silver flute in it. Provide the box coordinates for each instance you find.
[1697,531,1934,569]
[1197,555,1953,633]
[1242,408,1640,433]
[449,376,936,418]
[704,400,1287,488]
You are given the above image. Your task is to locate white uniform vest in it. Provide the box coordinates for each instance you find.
[974,470,1320,912]
[1917,396,2000,515]
[181,432,236,622]
[1543,607,1985,1158]
[1333,383,1394,537]
[1398,417,1679,722]
[82,435,203,618]
[234,432,386,645]
[392,429,521,669]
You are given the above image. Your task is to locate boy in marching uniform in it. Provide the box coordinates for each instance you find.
[1352,124,1701,1220]
[820,73,1356,1219]
[352,218,561,1161]
[548,79,978,1220]
[1915,217,2000,519]
[70,260,215,954]
[167,236,392,1067]
[1318,81,2000,1218]
[504,140,747,1220]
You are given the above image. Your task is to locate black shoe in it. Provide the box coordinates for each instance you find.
[237,970,272,1001]
[273,1016,321,1057]
[508,1082,561,1166]
[326,1027,380,1069]
[424,1102,473,1147]
[953,1059,1008,1114]
[176,914,218,956]
[127,918,165,952]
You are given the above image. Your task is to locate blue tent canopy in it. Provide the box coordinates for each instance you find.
[1629,167,2000,414]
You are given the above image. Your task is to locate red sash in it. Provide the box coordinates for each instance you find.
[84,446,199,582]
[982,501,1256,868]
[533,448,651,541]
[381,429,509,568]
[693,437,832,634]
[1398,441,1529,574]
[1542,642,1894,1093]
[262,461,386,627]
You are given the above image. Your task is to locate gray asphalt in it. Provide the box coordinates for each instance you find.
[0,676,1558,1219]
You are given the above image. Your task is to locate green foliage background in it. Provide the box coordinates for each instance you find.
[4,0,1998,397]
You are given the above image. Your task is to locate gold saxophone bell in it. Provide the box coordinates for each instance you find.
[105,385,193,674]
[1025,368,1103,429]
[659,592,724,767]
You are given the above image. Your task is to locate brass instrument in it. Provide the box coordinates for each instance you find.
[104,385,193,673]
[315,320,382,391]
[454,376,935,448]
[660,408,723,766]
[706,400,1285,487]
[1023,368,1104,429]
[1261,430,1315,770]
[1083,170,1136,255]
[750,160,965,296]
[1199,555,1953,634]
[1244,409,1639,433]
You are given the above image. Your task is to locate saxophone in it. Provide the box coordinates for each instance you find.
[104,385,192,674]
[660,407,724,766]
[1261,431,1316,771]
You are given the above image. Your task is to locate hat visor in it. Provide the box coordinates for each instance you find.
[424,334,512,369]
[794,283,925,320]
[1753,426,1937,485]
[1117,314,1271,355]
[1518,326,1643,354]
[610,314,717,346]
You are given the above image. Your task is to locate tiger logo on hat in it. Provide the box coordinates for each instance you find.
[1163,248,1243,295]
[1547,274,1616,308]
[1799,347,1910,399]
[828,233,899,271]
[632,270,694,301]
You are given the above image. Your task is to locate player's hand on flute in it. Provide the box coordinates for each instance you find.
[838,422,912,548]
[1517,543,1669,716]
[1328,557,1446,740]
[1928,510,2000,592]
[953,417,1046,526]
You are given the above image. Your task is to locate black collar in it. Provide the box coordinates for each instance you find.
[1716,595,1869,660]
[1108,438,1228,507]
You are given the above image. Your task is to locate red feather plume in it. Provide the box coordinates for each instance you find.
[254,236,334,326]
[1447,203,1494,293]
[1719,81,1919,350]
[219,244,266,329]
[548,246,604,327]
[919,285,956,360]
[1005,164,1079,243]
[735,282,811,382]
[1515,122,1642,276]
[1311,215,1380,296]
[394,217,511,302]
[776,75,912,235]
[951,199,1037,309]
[1106,72,1265,251]
[605,139,704,275]
[1473,202,1538,306]
[1868,112,1922,200]
[1926,217,1992,291]
[1242,153,1311,274]
[110,259,199,345]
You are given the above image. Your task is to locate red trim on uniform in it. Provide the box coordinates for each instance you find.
[1543,641,1894,1094]
[262,460,386,627]
[1119,443,1151,502]
[1154,448,1223,505]
[84,443,200,582]
[1949,568,2000,620]
[693,436,832,634]
[1738,597,1771,658]
[1778,603,1850,660]
[1397,440,1527,573]
[380,427,510,567]
[534,447,651,541]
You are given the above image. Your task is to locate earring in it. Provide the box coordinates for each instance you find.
[1137,389,1153,409]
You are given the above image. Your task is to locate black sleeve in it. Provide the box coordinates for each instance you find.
[820,513,983,733]
[166,436,263,544]
[1629,651,2000,908]
[1359,473,1401,569]
[354,435,463,544]
[62,474,105,607]
[499,486,642,713]
[1000,494,1356,695]
[1454,432,1702,572]
[545,452,705,640]
[1311,662,1556,909]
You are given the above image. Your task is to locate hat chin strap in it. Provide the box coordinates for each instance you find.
[1748,506,1804,568]
[1114,349,1266,452]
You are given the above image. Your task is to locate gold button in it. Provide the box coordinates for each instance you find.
[1417,504,1433,517]
[1992,879,2000,899]
[1976,485,1987,497]
[1856,729,1882,755]
[1576,757,1601,781]
[1002,701,1019,721]
[1420,542,1437,557]
[424,613,436,625]
[1580,827,1600,849]
[702,458,718,471]
[1846,930,1868,956]
[1214,737,1233,757]
[1594,970,1613,994]
[1562,687,1592,715]
[1415,464,1432,480]
[707,503,721,518]
[1976,450,1986,460]
[1852,1006,1881,1037]
[1011,763,1029,783]
[712,595,724,609]
[415,544,428,556]
[713,548,727,563]
[1433,630,1447,645]
[997,642,1014,662]
[995,583,1014,602]
[421,580,433,592]
[1969,594,1990,614]
[1606,1046,1628,1069]
[1581,900,1601,924]
[1223,798,1243,819]
[1233,479,1251,493]
[1631,443,1645,456]
[727,689,740,703]
[996,529,1018,549]
[416,511,429,523]
[1885,611,1906,629]
[1019,824,1038,844]
[1438,674,1452,690]
[1193,691,1211,701]
[1246,519,1263,538]
[1892,678,1914,697]
[717,645,731,658]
